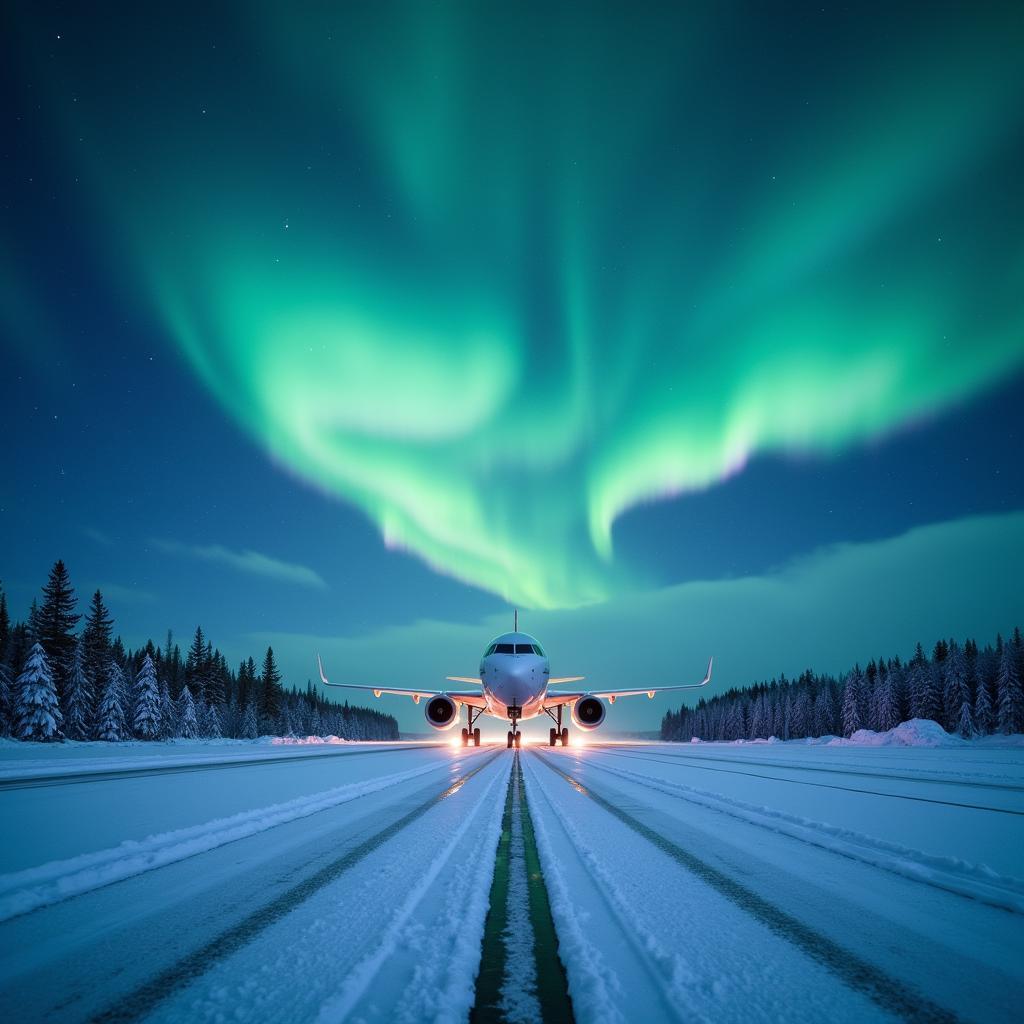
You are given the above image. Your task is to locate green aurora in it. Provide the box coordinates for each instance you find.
[19,3,1024,607]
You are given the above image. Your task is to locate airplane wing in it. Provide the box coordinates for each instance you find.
[445,676,483,684]
[543,657,713,707]
[318,656,488,708]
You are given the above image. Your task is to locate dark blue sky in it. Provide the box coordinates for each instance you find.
[2,2,1023,731]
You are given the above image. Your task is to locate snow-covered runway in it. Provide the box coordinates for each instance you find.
[0,738,1021,1023]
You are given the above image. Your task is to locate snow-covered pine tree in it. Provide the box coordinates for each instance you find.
[996,641,1023,735]
[813,688,835,737]
[973,670,994,735]
[790,690,812,739]
[309,703,322,737]
[942,641,967,733]
[203,701,222,739]
[240,700,258,739]
[64,640,94,740]
[158,679,176,739]
[15,642,63,741]
[95,662,128,741]
[841,666,865,737]
[873,674,900,732]
[177,685,199,739]
[133,653,161,739]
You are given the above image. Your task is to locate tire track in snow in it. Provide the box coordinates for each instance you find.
[533,750,963,1024]
[89,749,503,1024]
[0,756,460,922]
[315,751,510,1023]
[590,749,1024,815]
[577,752,1024,915]
[0,744,436,791]
[521,753,686,1024]
[588,746,1024,793]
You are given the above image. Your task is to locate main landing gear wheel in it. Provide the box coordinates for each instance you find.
[549,727,557,747]
[507,731,513,749]
[561,728,569,746]
[514,732,522,749]
[473,727,481,746]
[461,728,469,746]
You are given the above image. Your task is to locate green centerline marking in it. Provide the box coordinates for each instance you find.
[472,752,575,1024]
[534,750,960,1024]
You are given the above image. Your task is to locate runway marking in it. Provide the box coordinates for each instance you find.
[587,748,1024,815]
[533,750,962,1024]
[88,749,503,1024]
[0,743,437,791]
[472,751,575,1024]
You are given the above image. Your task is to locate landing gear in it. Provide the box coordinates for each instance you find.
[506,730,514,749]
[543,704,570,746]
[464,708,483,746]
[515,732,522,748]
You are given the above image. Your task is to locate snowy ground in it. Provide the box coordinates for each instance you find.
[0,735,1021,1023]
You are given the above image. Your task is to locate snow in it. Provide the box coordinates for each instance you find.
[1,738,1022,1023]
[826,718,966,747]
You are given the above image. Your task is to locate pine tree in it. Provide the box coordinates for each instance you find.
[95,662,128,741]
[0,661,12,737]
[309,703,323,737]
[973,670,994,735]
[841,666,865,737]
[185,627,207,700]
[177,685,199,739]
[873,674,900,732]
[203,701,222,739]
[942,641,967,732]
[260,646,282,724]
[37,560,80,700]
[15,643,63,741]
[64,641,94,741]
[158,678,176,739]
[0,585,10,663]
[813,688,835,737]
[133,654,161,739]
[81,590,114,697]
[241,701,258,739]
[996,642,1023,735]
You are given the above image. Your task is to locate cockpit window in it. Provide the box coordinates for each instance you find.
[532,643,545,656]
[485,643,497,655]
[495,643,515,654]
[514,643,535,654]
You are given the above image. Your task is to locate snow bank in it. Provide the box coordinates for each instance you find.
[826,719,965,748]
[269,735,347,745]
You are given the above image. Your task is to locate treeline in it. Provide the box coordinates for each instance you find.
[0,561,398,743]
[662,630,1024,743]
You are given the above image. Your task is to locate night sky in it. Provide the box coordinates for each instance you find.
[2,2,1023,732]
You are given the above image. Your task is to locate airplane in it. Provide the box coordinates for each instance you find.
[317,612,712,749]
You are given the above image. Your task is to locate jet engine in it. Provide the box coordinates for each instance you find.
[572,695,606,731]
[424,694,460,731]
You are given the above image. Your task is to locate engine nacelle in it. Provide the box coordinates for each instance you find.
[572,695,606,731]
[424,694,460,731]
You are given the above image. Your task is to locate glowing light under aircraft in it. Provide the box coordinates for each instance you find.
[16,4,1024,608]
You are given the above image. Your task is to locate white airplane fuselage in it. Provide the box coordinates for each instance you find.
[477,631,550,721]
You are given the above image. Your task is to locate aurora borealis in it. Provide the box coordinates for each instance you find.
[2,2,1024,726]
